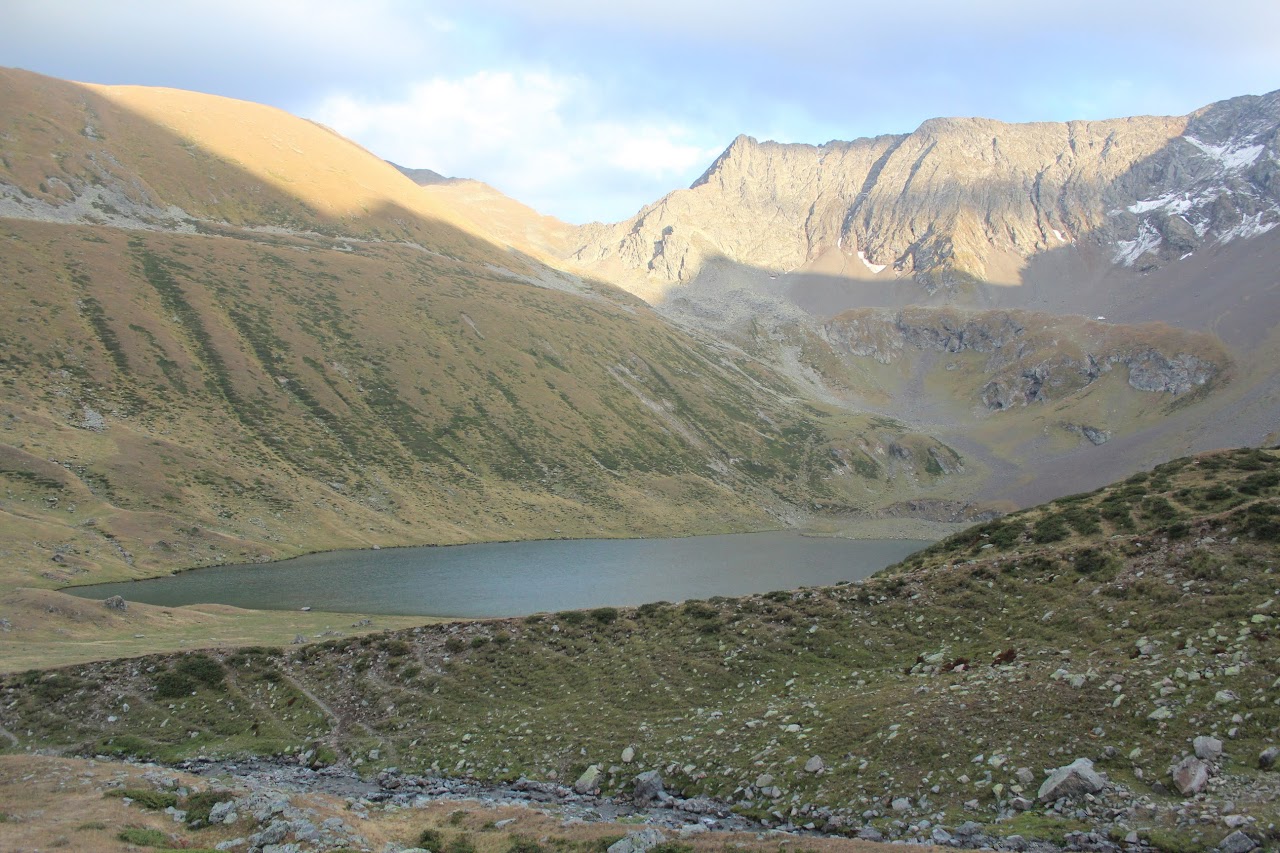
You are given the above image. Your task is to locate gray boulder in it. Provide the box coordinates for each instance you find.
[804,755,825,773]
[573,764,602,795]
[1171,756,1210,795]
[632,769,664,806]
[1194,735,1224,761]
[1259,746,1279,770]
[1216,830,1258,853]
[103,595,127,611]
[208,799,238,825]
[606,828,666,853]
[1037,757,1106,802]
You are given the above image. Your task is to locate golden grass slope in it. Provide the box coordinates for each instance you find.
[0,217,970,597]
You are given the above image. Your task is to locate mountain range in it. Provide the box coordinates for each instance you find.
[0,66,1277,595]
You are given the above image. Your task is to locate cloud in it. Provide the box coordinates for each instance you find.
[311,70,721,223]
[0,0,451,104]
[6,0,1278,223]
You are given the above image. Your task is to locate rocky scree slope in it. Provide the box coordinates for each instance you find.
[5,447,1280,850]
[566,90,1280,296]
[822,307,1227,410]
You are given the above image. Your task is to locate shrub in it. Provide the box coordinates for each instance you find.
[184,790,235,826]
[383,640,411,657]
[444,638,466,653]
[1239,471,1280,495]
[1072,548,1116,577]
[175,654,225,689]
[1099,502,1133,530]
[117,826,169,846]
[469,636,490,649]
[590,607,619,624]
[107,789,179,810]
[1142,496,1180,521]
[558,611,586,625]
[153,670,196,699]
[1031,515,1069,543]
[682,601,718,620]
[418,828,444,850]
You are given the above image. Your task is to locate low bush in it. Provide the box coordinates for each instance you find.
[117,826,168,846]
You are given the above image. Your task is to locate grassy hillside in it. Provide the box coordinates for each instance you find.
[0,218,972,595]
[0,68,978,597]
[4,447,1278,848]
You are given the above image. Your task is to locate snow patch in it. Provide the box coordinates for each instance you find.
[1051,229,1068,242]
[1128,193,1195,216]
[1184,136,1265,171]
[1217,212,1278,243]
[856,250,886,274]
[1114,221,1162,266]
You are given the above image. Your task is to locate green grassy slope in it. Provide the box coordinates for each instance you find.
[5,447,1278,848]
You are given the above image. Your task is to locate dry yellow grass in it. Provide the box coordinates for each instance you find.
[0,588,438,673]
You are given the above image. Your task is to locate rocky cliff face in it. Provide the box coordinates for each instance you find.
[822,308,1224,410]
[568,92,1280,297]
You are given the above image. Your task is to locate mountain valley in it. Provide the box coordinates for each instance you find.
[2,64,1280,853]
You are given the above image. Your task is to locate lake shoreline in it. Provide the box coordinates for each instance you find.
[61,531,937,619]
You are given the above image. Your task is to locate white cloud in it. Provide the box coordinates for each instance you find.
[310,70,721,223]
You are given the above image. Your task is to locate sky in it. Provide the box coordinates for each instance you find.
[3,0,1279,224]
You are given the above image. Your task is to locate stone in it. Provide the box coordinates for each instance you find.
[931,827,952,845]
[1171,756,1210,795]
[1215,830,1258,853]
[208,800,238,825]
[621,746,635,764]
[1259,746,1279,770]
[1194,736,1224,761]
[573,764,601,795]
[103,595,127,611]
[804,755,825,773]
[255,819,290,846]
[891,797,911,812]
[754,774,774,788]
[606,828,666,853]
[1037,758,1107,802]
[632,770,664,806]
[856,827,884,842]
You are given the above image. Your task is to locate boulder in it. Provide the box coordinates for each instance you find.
[891,797,912,812]
[103,595,127,611]
[573,764,601,795]
[632,769,664,806]
[1037,758,1106,802]
[208,800,238,825]
[606,828,666,853]
[621,746,635,764]
[1216,830,1258,853]
[1194,735,1224,761]
[1259,746,1279,770]
[1171,756,1210,795]
[804,755,825,773]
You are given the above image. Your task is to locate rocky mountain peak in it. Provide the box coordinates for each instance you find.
[566,91,1280,300]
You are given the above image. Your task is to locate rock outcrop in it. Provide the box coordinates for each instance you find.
[567,91,1280,297]
[822,307,1224,409]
